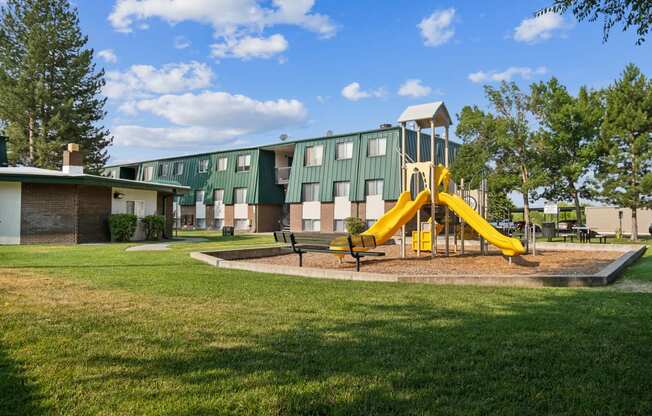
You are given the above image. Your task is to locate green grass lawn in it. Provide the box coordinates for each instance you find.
[1,235,652,415]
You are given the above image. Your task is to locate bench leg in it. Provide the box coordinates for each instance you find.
[356,256,360,272]
[299,252,303,267]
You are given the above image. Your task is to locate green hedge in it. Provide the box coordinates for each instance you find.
[142,215,165,241]
[345,217,366,235]
[108,214,138,242]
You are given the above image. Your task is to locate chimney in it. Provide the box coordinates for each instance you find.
[62,143,83,175]
[0,136,7,167]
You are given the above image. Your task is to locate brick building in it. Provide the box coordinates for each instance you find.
[0,144,188,244]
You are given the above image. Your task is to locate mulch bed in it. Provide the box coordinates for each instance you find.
[243,244,621,276]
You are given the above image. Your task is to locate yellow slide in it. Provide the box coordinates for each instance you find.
[329,189,431,252]
[436,192,525,256]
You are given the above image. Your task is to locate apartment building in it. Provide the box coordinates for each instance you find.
[104,125,460,233]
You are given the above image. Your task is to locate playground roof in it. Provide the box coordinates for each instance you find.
[397,101,452,129]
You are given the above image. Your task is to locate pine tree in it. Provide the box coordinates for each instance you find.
[592,64,652,240]
[0,0,111,173]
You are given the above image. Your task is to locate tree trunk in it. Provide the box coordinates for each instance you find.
[631,208,638,241]
[28,113,34,164]
[572,189,582,238]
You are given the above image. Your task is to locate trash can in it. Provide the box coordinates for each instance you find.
[222,226,234,236]
[542,222,556,241]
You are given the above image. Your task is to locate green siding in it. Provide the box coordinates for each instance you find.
[256,150,285,204]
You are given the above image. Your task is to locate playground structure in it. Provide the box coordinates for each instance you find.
[331,102,525,259]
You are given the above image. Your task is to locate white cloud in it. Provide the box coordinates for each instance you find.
[112,125,243,149]
[418,8,455,47]
[211,34,288,60]
[109,0,336,39]
[468,66,548,83]
[514,12,569,43]
[98,49,118,64]
[341,82,385,101]
[398,79,432,98]
[174,36,191,49]
[104,61,214,99]
[129,91,308,130]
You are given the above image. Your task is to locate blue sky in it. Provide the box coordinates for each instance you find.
[77,0,652,165]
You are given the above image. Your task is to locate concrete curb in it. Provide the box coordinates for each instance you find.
[190,244,648,288]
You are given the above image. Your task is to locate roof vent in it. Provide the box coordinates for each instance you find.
[380,123,392,129]
[279,133,288,141]
[326,130,333,136]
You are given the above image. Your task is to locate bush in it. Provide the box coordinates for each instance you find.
[345,217,366,235]
[142,215,165,240]
[108,214,138,242]
[142,215,166,240]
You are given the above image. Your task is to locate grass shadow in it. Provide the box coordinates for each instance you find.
[0,343,47,415]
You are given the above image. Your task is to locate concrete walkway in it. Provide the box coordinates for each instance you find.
[126,237,208,252]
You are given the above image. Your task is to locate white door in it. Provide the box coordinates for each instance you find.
[0,182,21,244]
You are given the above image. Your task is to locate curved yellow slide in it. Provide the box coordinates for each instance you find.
[329,189,431,251]
[437,192,525,256]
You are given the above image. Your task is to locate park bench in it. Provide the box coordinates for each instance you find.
[562,229,607,244]
[273,231,385,272]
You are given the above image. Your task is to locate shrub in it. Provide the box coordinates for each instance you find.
[345,217,366,235]
[142,215,166,240]
[108,214,138,242]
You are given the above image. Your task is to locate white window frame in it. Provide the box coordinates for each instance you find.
[236,154,251,172]
[365,179,384,196]
[302,219,321,232]
[235,219,249,230]
[198,159,209,173]
[302,183,320,202]
[158,163,169,177]
[367,138,387,157]
[217,157,228,172]
[173,162,184,176]
[335,142,353,160]
[126,200,145,218]
[234,188,247,204]
[214,189,224,203]
[143,166,154,181]
[334,219,346,233]
[333,181,350,198]
[195,190,205,203]
[304,145,323,166]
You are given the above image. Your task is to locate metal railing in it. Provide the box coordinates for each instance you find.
[275,167,291,184]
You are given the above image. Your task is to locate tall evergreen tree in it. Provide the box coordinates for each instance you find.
[592,64,652,240]
[0,0,111,173]
[530,78,604,234]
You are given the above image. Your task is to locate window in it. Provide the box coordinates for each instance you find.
[158,163,169,177]
[367,138,386,157]
[234,188,247,204]
[198,159,209,173]
[302,219,321,232]
[237,154,251,172]
[304,145,323,166]
[302,183,320,202]
[214,219,224,229]
[173,162,184,176]
[143,166,154,181]
[214,189,224,203]
[195,190,205,204]
[235,219,249,230]
[336,142,353,160]
[126,200,145,218]
[365,179,383,196]
[196,219,206,229]
[333,181,350,198]
[217,157,228,171]
[334,219,346,233]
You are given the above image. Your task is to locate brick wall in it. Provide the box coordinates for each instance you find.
[21,183,78,244]
[290,203,302,232]
[205,205,215,228]
[159,194,174,238]
[77,186,111,243]
[256,204,283,232]
[320,203,334,233]
[224,205,234,227]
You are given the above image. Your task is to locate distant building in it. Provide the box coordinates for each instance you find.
[104,125,460,233]
[0,144,188,244]
[586,207,652,236]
